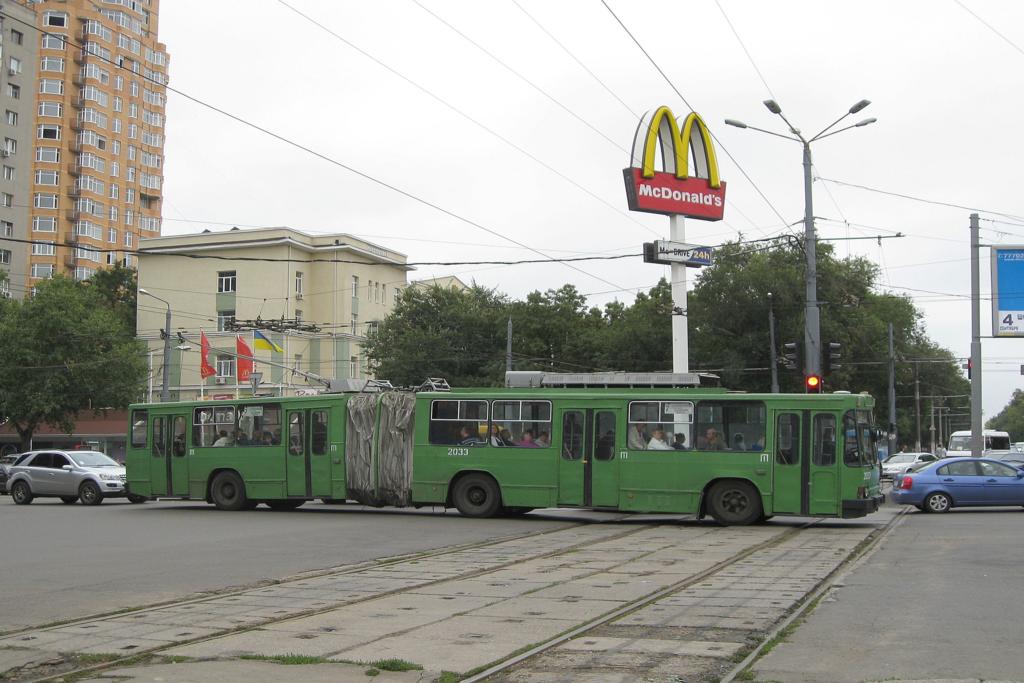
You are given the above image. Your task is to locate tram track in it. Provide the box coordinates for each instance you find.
[3,511,900,683]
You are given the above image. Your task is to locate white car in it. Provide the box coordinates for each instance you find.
[881,452,938,480]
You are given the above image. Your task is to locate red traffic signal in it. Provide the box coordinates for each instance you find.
[805,375,822,393]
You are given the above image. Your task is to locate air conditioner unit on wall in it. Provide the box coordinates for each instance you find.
[215,377,226,385]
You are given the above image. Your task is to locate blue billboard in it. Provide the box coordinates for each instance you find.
[991,246,1024,337]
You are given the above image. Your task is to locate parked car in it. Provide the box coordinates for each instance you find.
[0,453,25,494]
[890,457,1024,513]
[6,450,144,505]
[881,452,938,479]
[996,454,1024,469]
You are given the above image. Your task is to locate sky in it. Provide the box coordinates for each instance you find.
[156,0,1024,420]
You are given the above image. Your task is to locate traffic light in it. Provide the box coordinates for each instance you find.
[782,341,803,371]
[823,342,842,374]
[967,358,972,380]
[805,374,822,393]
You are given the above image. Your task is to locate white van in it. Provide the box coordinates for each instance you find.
[947,430,1011,457]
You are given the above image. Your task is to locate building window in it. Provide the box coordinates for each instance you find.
[43,11,68,27]
[33,217,57,232]
[350,356,358,379]
[124,231,133,247]
[295,271,303,299]
[3,166,13,181]
[37,125,60,140]
[11,29,23,45]
[36,147,59,163]
[351,312,358,335]
[109,206,118,221]
[31,241,56,256]
[218,270,236,293]
[3,139,15,155]
[5,111,16,126]
[7,84,20,99]
[39,79,63,95]
[0,249,10,265]
[1,193,12,208]
[9,57,21,74]
[38,102,62,118]
[33,192,57,208]
[216,356,235,378]
[1,221,12,237]
[40,57,64,73]
[34,170,59,186]
[108,228,117,243]
[31,264,55,279]
[41,33,66,50]
[217,310,235,332]
[351,275,359,297]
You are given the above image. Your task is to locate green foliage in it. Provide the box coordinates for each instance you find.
[87,264,138,332]
[0,275,148,450]
[238,654,331,665]
[364,242,967,444]
[986,389,1024,440]
[369,658,423,671]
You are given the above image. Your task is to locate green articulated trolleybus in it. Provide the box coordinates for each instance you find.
[125,371,883,526]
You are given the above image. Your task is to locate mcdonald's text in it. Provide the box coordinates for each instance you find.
[623,168,726,220]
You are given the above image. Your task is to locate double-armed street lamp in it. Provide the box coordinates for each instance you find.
[138,288,171,402]
[725,99,876,387]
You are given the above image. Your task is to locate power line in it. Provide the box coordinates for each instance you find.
[953,0,1024,59]
[0,10,628,294]
[599,0,790,230]
[817,177,1024,221]
[273,0,661,239]
[712,0,776,100]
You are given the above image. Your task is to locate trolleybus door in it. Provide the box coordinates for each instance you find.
[772,410,808,515]
[285,410,312,497]
[557,407,620,508]
[152,414,188,497]
[808,411,839,515]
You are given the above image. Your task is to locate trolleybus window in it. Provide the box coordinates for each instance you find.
[130,410,147,448]
[311,410,328,455]
[491,400,551,448]
[857,410,877,466]
[288,412,303,455]
[696,401,765,451]
[237,404,282,446]
[172,416,186,456]
[776,413,800,465]
[843,412,859,466]
[628,401,693,450]
[152,416,166,457]
[194,406,236,447]
[594,411,616,460]
[812,414,837,466]
[429,400,487,445]
[562,411,584,460]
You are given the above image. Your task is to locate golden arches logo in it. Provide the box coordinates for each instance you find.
[630,106,721,188]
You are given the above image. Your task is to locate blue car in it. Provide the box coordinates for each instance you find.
[890,457,1024,513]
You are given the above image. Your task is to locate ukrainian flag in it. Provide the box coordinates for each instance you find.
[253,329,284,353]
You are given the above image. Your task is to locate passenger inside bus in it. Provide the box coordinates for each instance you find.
[672,432,687,450]
[459,426,484,446]
[628,423,648,450]
[698,428,727,450]
[212,431,232,447]
[647,429,672,450]
[489,424,509,446]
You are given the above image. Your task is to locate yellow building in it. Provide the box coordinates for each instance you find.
[136,227,410,401]
[22,0,168,294]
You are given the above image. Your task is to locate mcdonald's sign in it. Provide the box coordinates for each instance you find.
[623,106,726,220]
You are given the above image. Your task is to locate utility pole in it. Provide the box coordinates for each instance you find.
[139,288,172,402]
[914,363,922,451]
[888,322,897,455]
[929,402,936,453]
[768,292,779,393]
[506,316,513,373]
[970,213,983,457]
[802,141,821,379]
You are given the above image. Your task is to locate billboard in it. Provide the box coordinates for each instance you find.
[991,246,1024,336]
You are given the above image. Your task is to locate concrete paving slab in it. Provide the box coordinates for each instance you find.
[0,631,114,651]
[75,637,178,655]
[471,595,624,621]
[408,577,555,598]
[557,635,744,658]
[525,574,668,602]
[618,610,775,630]
[334,614,579,673]
[76,658,437,683]
[164,627,375,659]
[0,647,65,677]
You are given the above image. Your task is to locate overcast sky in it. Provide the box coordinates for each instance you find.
[157,0,1024,419]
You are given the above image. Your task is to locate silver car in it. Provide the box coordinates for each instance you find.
[6,450,143,505]
[881,452,938,480]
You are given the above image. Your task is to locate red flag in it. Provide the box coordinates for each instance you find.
[200,331,216,379]
[236,335,254,382]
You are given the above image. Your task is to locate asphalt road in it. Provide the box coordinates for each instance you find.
[752,502,1024,682]
[0,496,596,633]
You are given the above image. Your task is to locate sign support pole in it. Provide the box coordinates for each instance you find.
[970,212,983,457]
[670,214,688,373]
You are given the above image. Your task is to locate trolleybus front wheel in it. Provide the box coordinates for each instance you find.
[452,473,502,518]
[707,480,762,526]
[210,471,249,511]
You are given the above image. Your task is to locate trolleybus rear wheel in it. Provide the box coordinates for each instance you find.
[707,480,761,526]
[267,500,305,511]
[210,471,248,511]
[453,473,502,518]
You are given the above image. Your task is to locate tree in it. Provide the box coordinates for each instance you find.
[0,275,148,451]
[986,390,1024,441]
[87,264,138,332]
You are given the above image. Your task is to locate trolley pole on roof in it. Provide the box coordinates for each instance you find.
[969,212,983,457]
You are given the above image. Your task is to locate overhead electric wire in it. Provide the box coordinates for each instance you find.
[274,0,661,239]
[816,177,1024,221]
[0,10,628,293]
[953,0,1024,59]
[599,0,790,230]
[712,0,777,100]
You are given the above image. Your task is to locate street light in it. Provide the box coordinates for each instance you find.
[138,288,171,402]
[725,99,876,381]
